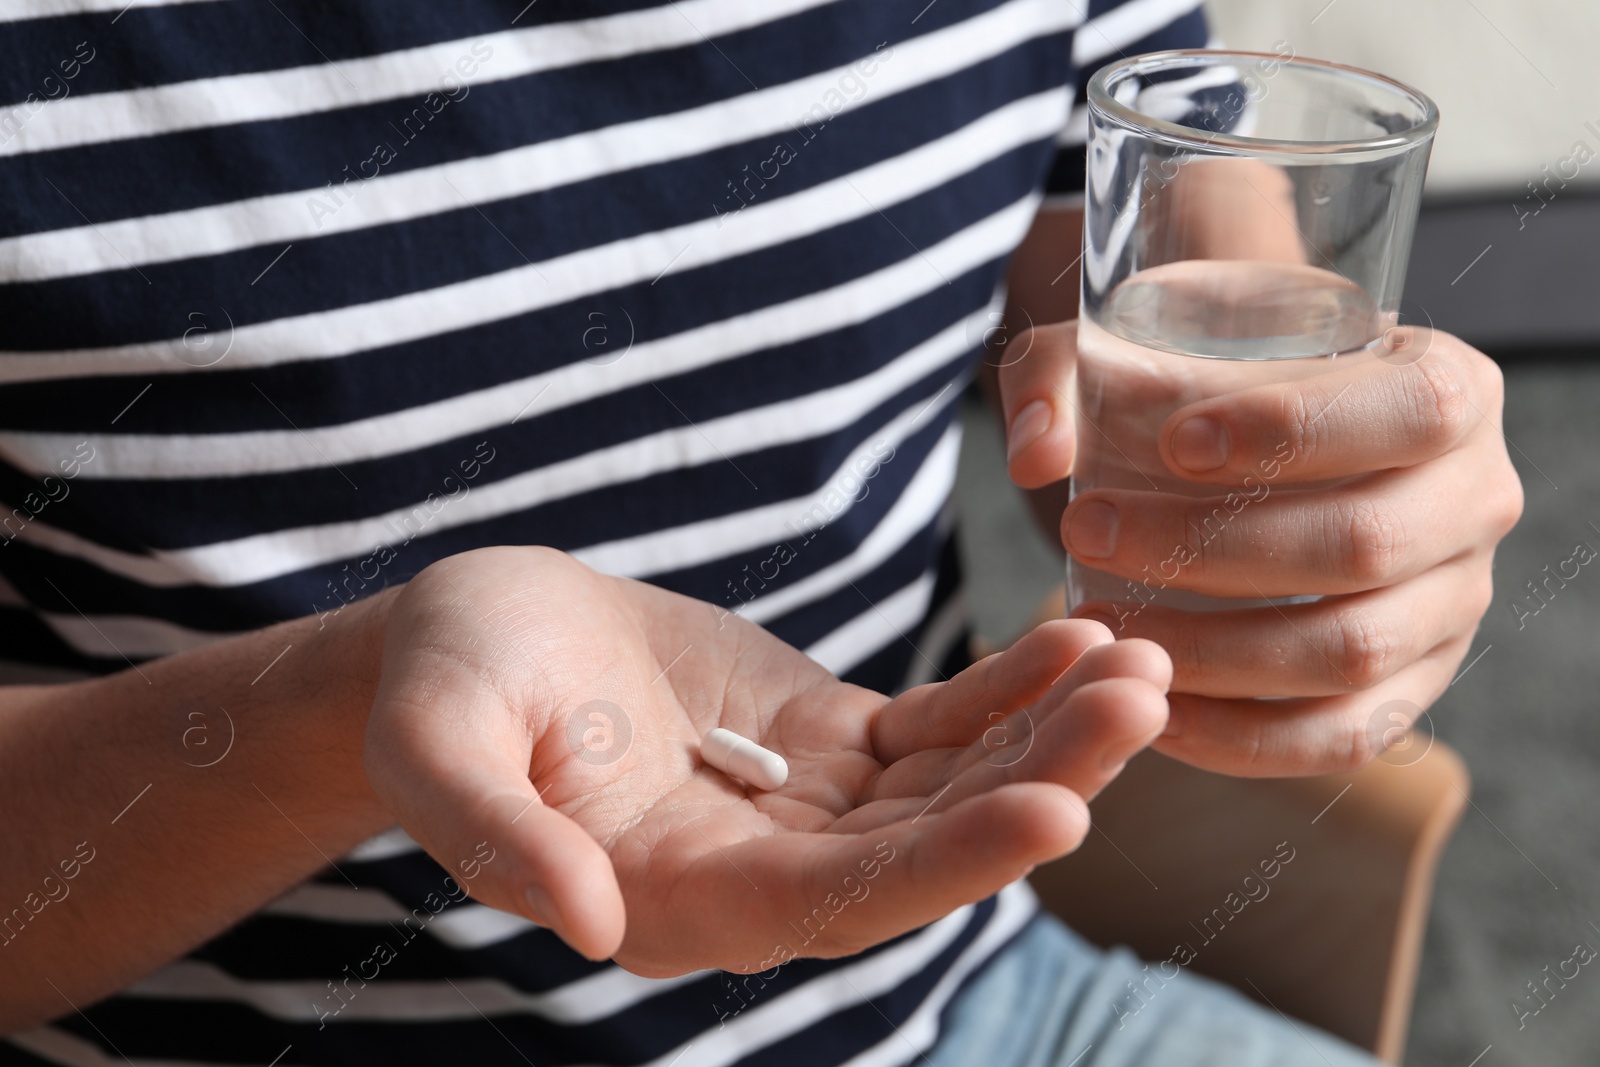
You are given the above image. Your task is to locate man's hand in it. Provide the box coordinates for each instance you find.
[1000,323,1523,778]
[364,547,1170,974]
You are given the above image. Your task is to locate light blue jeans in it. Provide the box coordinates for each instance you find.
[931,915,1380,1066]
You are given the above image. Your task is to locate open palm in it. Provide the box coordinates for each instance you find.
[365,547,1169,976]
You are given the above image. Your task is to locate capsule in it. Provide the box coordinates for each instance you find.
[700,727,788,791]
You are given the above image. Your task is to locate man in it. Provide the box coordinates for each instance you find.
[0,2,1519,1065]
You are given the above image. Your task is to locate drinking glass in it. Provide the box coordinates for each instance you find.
[1069,49,1438,620]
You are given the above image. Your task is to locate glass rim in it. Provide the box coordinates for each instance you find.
[1086,49,1440,156]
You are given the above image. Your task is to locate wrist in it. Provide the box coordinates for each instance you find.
[280,585,401,827]
[78,582,408,844]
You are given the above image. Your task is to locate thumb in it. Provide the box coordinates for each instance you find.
[364,644,625,961]
[998,319,1079,489]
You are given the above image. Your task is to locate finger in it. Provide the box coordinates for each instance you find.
[1077,556,1492,698]
[946,675,1168,805]
[616,782,1091,974]
[867,663,1169,809]
[1060,444,1500,598]
[366,614,625,960]
[865,638,1169,803]
[870,618,1111,765]
[1153,637,1467,777]
[997,321,1080,489]
[815,783,1090,952]
[1158,332,1496,484]
[1036,634,1173,694]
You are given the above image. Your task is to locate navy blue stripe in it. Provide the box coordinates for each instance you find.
[0,1037,59,1066]
[1046,142,1087,195]
[0,605,83,672]
[189,912,535,985]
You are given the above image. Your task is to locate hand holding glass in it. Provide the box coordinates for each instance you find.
[1068,49,1438,621]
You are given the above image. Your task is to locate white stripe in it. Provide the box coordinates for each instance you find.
[0,0,1079,282]
[1054,101,1090,147]
[834,881,1039,1067]
[36,610,223,658]
[260,882,415,924]
[429,906,535,951]
[0,0,212,24]
[0,285,993,480]
[0,94,1061,388]
[1039,190,1085,211]
[1073,0,1204,66]
[805,571,938,677]
[343,825,422,863]
[736,424,961,627]
[121,957,705,1028]
[5,205,1020,592]
[1130,63,1249,123]
[260,884,541,951]
[0,0,838,157]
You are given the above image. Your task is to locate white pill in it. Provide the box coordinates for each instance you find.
[700,727,788,791]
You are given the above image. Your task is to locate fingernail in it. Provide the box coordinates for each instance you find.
[1172,415,1229,472]
[1006,399,1052,463]
[1066,501,1118,559]
[524,885,558,928]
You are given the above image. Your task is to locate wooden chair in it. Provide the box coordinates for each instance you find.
[991,588,1470,1063]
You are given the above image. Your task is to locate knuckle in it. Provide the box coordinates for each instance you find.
[1172,499,1242,578]
[1336,718,1378,773]
[1442,331,1505,404]
[1196,704,1271,775]
[1169,615,1211,679]
[1333,499,1408,585]
[1277,387,1324,460]
[1488,466,1526,539]
[1409,359,1470,449]
[1331,609,1397,688]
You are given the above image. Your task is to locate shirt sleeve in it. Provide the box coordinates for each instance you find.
[1043,0,1213,209]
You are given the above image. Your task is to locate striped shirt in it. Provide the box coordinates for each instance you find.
[0,1,1206,1063]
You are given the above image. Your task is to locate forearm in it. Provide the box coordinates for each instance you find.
[0,589,396,1031]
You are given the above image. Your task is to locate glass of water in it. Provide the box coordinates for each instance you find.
[1069,49,1438,620]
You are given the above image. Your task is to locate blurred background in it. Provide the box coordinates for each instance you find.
[954,1,1600,1062]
